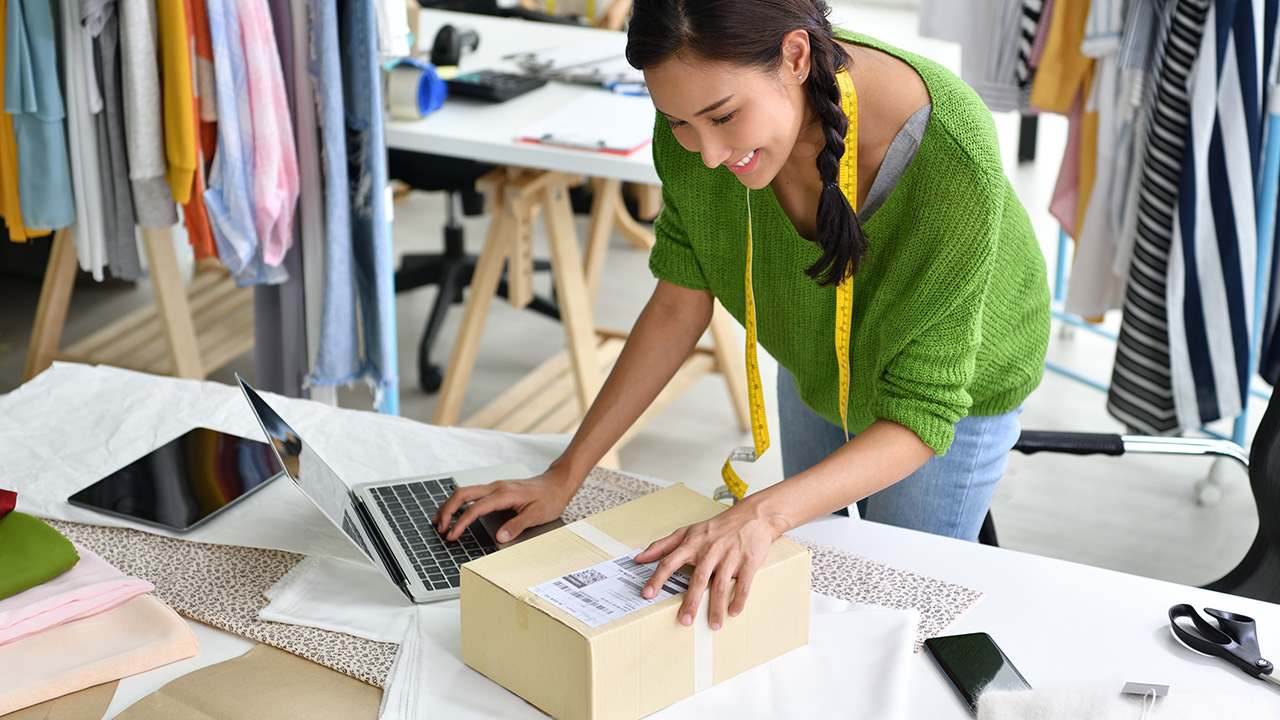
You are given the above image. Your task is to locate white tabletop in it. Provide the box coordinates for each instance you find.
[4,364,1279,717]
[384,10,661,186]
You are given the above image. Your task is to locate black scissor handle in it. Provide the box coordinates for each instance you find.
[1169,604,1274,678]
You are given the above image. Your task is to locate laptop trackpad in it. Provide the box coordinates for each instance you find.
[478,508,565,550]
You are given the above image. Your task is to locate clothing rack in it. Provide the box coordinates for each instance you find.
[1037,96,1280,450]
[23,228,254,383]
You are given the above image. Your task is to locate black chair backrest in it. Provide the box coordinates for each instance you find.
[1205,388,1280,603]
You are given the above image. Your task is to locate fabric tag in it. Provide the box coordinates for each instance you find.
[1121,682,1169,697]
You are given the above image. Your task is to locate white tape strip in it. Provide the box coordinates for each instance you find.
[693,589,713,692]
[565,519,632,557]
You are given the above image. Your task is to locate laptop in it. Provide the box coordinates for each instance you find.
[236,375,562,603]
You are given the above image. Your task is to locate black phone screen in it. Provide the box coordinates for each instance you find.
[67,428,282,532]
[924,632,1031,715]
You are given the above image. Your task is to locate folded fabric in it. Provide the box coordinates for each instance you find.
[0,489,15,519]
[116,644,380,720]
[977,686,1280,720]
[0,543,154,645]
[3,680,119,720]
[0,512,80,600]
[378,593,920,720]
[258,556,413,643]
[0,594,199,715]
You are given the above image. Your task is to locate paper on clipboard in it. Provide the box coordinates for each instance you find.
[516,92,654,155]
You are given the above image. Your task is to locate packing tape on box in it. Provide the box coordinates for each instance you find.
[565,519,631,556]
[385,59,447,121]
[563,519,715,691]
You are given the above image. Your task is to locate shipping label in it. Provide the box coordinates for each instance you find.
[528,550,691,628]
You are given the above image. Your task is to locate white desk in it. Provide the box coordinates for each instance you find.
[6,365,1279,718]
[385,10,749,454]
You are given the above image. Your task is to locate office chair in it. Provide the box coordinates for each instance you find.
[984,386,1278,604]
[390,152,560,392]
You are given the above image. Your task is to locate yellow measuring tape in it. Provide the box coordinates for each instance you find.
[720,69,858,501]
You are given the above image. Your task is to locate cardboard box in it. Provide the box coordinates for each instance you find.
[461,484,811,720]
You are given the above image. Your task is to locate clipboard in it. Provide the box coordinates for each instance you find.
[516,91,654,155]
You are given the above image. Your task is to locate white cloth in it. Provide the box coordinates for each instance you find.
[259,559,919,720]
[0,363,569,561]
[61,0,108,280]
[977,685,1280,719]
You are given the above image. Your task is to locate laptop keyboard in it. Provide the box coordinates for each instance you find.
[369,478,496,592]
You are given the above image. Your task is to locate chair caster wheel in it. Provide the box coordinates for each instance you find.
[420,363,443,393]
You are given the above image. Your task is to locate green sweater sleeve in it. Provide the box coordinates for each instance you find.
[648,115,712,291]
[866,149,1002,454]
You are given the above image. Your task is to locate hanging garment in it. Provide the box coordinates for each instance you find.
[60,0,108,280]
[119,0,177,227]
[1034,0,1098,241]
[922,0,1028,112]
[1165,0,1264,430]
[1081,0,1128,57]
[1029,0,1056,68]
[4,0,75,230]
[82,0,142,280]
[204,0,287,285]
[0,0,48,241]
[157,0,195,204]
[339,0,397,412]
[239,0,298,266]
[1259,1,1280,385]
[305,0,359,387]
[1015,0,1044,86]
[182,0,216,259]
[1107,0,1213,434]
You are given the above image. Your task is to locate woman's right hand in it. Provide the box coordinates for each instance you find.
[432,466,579,544]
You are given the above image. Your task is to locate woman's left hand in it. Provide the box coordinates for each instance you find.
[634,505,790,630]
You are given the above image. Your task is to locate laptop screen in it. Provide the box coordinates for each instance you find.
[237,377,374,560]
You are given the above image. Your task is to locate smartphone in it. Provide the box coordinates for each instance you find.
[924,632,1032,716]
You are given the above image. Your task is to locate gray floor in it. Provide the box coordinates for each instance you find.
[0,6,1261,589]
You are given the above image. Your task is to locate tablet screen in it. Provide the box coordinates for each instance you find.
[68,428,283,532]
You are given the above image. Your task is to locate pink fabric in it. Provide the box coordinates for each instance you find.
[1048,88,1083,239]
[0,544,153,646]
[0,490,14,519]
[0,595,197,715]
[240,0,299,266]
[1029,0,1056,68]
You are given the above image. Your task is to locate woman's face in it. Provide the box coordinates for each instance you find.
[645,54,809,190]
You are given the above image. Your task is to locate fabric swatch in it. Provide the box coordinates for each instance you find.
[0,595,197,715]
[116,643,381,720]
[0,544,153,645]
[0,512,79,601]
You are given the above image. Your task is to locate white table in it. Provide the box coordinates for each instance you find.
[5,365,1279,718]
[386,10,749,454]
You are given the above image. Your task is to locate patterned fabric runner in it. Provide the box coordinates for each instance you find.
[47,469,984,686]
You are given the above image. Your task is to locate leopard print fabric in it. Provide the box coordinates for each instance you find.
[44,467,981,687]
[45,519,399,687]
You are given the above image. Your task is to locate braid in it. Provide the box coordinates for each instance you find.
[802,32,867,287]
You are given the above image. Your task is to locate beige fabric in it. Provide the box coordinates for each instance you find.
[0,596,197,715]
[117,644,382,720]
[1,681,118,720]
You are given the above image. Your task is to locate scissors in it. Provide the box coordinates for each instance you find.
[1168,604,1280,687]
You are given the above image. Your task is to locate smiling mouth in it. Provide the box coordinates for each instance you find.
[730,149,757,168]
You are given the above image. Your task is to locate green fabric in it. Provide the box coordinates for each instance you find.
[648,30,1051,454]
[0,512,80,600]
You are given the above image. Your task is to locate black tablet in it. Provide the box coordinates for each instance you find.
[67,428,283,532]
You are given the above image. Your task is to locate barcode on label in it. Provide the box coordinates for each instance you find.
[553,580,612,615]
[613,555,649,576]
[565,567,607,589]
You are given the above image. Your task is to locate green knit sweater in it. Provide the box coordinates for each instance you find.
[648,30,1051,454]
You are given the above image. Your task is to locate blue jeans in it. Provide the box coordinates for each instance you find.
[776,367,1021,541]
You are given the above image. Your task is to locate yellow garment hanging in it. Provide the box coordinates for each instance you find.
[158,0,196,204]
[0,0,50,242]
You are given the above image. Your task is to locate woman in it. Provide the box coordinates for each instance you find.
[435,0,1050,630]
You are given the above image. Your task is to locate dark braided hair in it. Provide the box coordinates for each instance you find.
[626,0,868,286]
